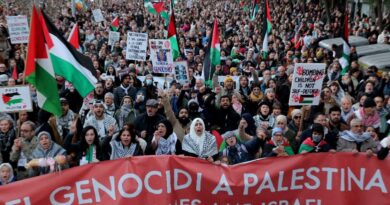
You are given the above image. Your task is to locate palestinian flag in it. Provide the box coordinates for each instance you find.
[25,6,61,116]
[67,23,82,52]
[250,0,259,21]
[111,17,119,31]
[299,95,314,104]
[298,137,327,153]
[2,92,22,105]
[262,0,272,59]
[339,9,350,76]
[202,19,220,87]
[210,19,221,67]
[268,140,295,156]
[41,10,97,97]
[144,0,169,26]
[168,1,179,61]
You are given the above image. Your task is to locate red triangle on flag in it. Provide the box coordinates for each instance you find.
[12,65,17,80]
[68,23,80,50]
[153,2,165,13]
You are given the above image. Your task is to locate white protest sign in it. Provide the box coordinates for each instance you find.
[149,39,174,74]
[126,32,148,61]
[6,16,29,44]
[0,86,32,112]
[108,31,120,46]
[288,63,326,106]
[137,76,175,89]
[92,9,104,22]
[174,61,189,84]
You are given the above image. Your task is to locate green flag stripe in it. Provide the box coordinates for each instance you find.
[299,144,314,153]
[284,146,295,156]
[301,100,313,104]
[50,54,95,97]
[210,47,221,66]
[169,35,179,60]
[267,20,272,33]
[26,63,61,116]
[6,98,23,105]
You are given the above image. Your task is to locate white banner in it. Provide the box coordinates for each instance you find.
[108,31,120,46]
[92,9,104,22]
[288,63,326,106]
[0,86,32,112]
[126,32,148,61]
[6,16,29,44]
[149,39,174,74]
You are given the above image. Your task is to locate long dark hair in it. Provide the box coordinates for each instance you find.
[116,124,137,144]
[80,126,100,151]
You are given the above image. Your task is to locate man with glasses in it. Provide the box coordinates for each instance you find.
[337,119,377,157]
[10,121,38,180]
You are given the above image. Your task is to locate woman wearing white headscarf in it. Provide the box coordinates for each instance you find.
[182,118,218,162]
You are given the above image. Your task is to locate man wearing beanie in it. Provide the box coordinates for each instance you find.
[299,123,332,153]
[354,97,380,128]
[262,127,295,157]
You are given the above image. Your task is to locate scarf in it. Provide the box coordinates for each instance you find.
[340,130,371,143]
[232,103,242,115]
[155,133,178,155]
[110,141,137,160]
[0,129,15,152]
[120,84,130,95]
[182,132,218,157]
[358,108,380,127]
[249,92,263,102]
[85,145,95,163]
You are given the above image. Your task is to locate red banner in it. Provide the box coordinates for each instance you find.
[1,153,390,205]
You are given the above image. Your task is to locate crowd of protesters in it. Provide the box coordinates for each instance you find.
[0,0,390,185]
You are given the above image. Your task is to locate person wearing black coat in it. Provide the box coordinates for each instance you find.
[64,126,105,166]
[206,94,241,134]
[133,99,166,146]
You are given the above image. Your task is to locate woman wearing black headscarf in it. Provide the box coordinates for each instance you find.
[150,119,182,155]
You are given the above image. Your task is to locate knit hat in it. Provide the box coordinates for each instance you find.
[37,131,52,141]
[222,131,235,140]
[311,123,324,134]
[363,97,376,108]
[291,109,302,119]
[224,75,234,84]
[272,127,283,136]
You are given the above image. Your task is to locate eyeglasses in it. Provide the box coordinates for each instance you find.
[294,116,302,119]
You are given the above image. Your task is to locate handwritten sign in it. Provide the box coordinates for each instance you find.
[6,16,29,44]
[125,32,148,61]
[289,63,326,106]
